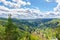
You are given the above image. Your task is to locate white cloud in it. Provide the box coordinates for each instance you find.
[54,0,60,12]
[45,0,54,2]
[0,0,33,19]
[0,5,60,19]
[45,0,60,12]
[0,5,43,19]
[56,0,60,4]
[0,6,9,12]
[46,0,50,2]
[0,0,31,8]
[0,0,60,19]
[45,0,60,18]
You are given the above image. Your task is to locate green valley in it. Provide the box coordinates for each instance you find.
[0,17,60,40]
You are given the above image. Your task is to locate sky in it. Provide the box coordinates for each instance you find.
[0,0,60,19]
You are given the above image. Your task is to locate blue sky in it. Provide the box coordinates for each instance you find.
[30,0,58,12]
[20,0,58,12]
[0,0,60,19]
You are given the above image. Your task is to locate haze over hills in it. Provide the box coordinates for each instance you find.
[0,17,60,29]
[0,12,60,19]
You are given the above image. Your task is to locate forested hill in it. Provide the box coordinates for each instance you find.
[0,18,60,28]
[0,17,60,40]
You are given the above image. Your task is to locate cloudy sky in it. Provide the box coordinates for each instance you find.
[0,0,60,19]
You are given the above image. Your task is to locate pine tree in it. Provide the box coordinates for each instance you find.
[5,14,18,40]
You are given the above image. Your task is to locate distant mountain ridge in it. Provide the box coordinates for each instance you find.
[0,17,60,29]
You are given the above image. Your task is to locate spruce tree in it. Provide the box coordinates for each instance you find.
[5,14,18,40]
